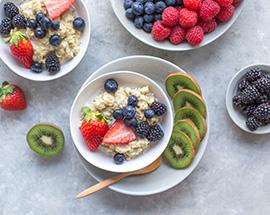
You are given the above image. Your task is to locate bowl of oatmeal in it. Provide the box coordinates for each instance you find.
[70,71,174,173]
[0,0,90,81]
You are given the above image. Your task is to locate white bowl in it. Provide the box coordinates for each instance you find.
[70,70,174,173]
[0,0,91,81]
[226,64,270,134]
[110,0,245,51]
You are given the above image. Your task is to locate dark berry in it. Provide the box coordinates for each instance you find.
[132,2,144,15]
[134,16,144,28]
[144,109,155,118]
[144,2,155,14]
[232,95,242,108]
[124,117,138,127]
[155,1,167,13]
[240,86,260,105]
[246,68,262,82]
[256,95,268,105]
[143,14,154,23]
[124,106,136,119]
[49,34,62,46]
[12,14,27,28]
[135,121,150,137]
[45,53,61,73]
[104,79,118,93]
[253,103,270,120]
[238,79,250,92]
[26,19,37,29]
[39,16,51,30]
[51,20,60,30]
[154,14,162,21]
[246,117,261,131]
[73,17,85,30]
[143,23,153,33]
[34,27,46,39]
[36,13,46,23]
[113,153,125,165]
[31,61,43,73]
[254,77,270,94]
[125,8,135,20]
[124,0,134,9]
[165,0,177,5]
[150,101,167,116]
[242,104,256,117]
[147,124,164,142]
[4,2,19,18]
[127,95,138,107]
[113,109,124,120]
[0,18,12,35]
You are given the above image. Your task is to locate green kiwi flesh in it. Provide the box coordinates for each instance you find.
[27,123,65,157]
[163,131,195,169]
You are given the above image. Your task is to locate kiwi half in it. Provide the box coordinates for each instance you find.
[27,123,65,157]
[174,119,201,151]
[173,89,207,118]
[165,72,202,98]
[163,130,195,169]
[175,107,207,139]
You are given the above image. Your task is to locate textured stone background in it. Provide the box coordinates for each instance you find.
[1,0,270,214]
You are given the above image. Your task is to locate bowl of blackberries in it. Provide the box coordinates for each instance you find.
[226,64,270,134]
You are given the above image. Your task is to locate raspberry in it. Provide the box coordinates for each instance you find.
[169,26,186,44]
[199,0,221,21]
[183,0,202,10]
[217,5,235,22]
[215,0,233,7]
[175,6,183,12]
[179,8,198,28]
[198,19,217,33]
[162,6,179,27]
[151,21,171,41]
[186,26,204,45]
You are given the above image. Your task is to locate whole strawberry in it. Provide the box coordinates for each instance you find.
[80,107,109,151]
[9,31,33,68]
[0,81,27,111]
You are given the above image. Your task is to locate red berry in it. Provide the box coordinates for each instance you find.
[175,6,183,12]
[186,26,204,45]
[198,19,217,33]
[199,0,221,21]
[233,0,241,5]
[169,26,186,44]
[217,5,235,22]
[179,8,198,28]
[162,6,179,27]
[215,0,233,7]
[151,21,171,41]
[183,0,202,10]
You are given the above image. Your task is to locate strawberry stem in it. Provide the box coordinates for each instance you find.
[10,31,29,47]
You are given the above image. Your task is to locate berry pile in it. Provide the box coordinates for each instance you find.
[123,0,242,46]
[232,68,270,131]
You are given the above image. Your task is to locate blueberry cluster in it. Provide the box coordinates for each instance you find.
[123,0,183,33]
[233,68,270,131]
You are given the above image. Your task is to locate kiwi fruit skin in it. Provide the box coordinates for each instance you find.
[174,119,201,151]
[27,123,65,157]
[165,72,202,98]
[175,107,207,139]
[173,89,207,118]
[163,131,195,169]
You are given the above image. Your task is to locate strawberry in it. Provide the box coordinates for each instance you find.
[80,107,109,151]
[103,120,136,145]
[44,0,75,20]
[0,81,27,111]
[9,31,33,68]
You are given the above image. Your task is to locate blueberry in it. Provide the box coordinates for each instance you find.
[134,16,144,29]
[31,61,43,73]
[26,19,37,29]
[34,27,46,39]
[155,1,167,13]
[154,14,162,21]
[144,2,155,14]
[143,14,154,23]
[113,109,124,120]
[128,95,138,107]
[124,0,134,9]
[136,0,144,3]
[39,16,51,30]
[104,79,118,93]
[125,8,135,20]
[132,2,144,16]
[113,153,125,165]
[36,12,45,23]
[49,34,62,46]
[124,117,138,127]
[51,20,60,30]
[124,106,136,119]
[143,23,153,33]
[73,17,85,30]
[165,0,176,5]
[144,109,155,118]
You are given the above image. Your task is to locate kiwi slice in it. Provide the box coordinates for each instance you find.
[165,72,202,98]
[163,131,195,169]
[173,89,207,118]
[175,107,207,139]
[27,123,65,157]
[174,119,201,151]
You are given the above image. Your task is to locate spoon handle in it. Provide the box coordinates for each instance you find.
[76,173,129,199]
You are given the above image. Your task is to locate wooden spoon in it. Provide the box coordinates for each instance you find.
[76,156,162,199]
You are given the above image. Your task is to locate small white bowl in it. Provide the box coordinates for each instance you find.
[0,0,91,81]
[110,0,245,51]
[70,71,174,173]
[226,64,270,134]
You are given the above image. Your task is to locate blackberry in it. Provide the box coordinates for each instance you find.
[240,86,260,105]
[254,77,270,94]
[242,104,257,117]
[150,101,167,116]
[246,117,261,131]
[4,2,19,18]
[45,54,60,73]
[232,95,242,108]
[135,121,150,137]
[0,18,13,35]
[253,103,270,120]
[256,95,268,105]
[237,79,250,92]
[263,73,270,81]
[147,124,164,142]
[246,68,262,82]
[259,118,270,126]
[12,14,26,28]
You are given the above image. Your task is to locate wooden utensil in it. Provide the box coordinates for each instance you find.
[76,156,162,199]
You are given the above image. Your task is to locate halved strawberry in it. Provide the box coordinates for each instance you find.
[44,0,75,20]
[103,120,136,145]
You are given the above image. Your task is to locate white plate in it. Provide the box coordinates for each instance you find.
[73,55,210,196]
[110,0,245,51]
[0,0,91,81]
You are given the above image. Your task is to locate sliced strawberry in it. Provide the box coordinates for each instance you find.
[103,120,136,145]
[44,0,75,20]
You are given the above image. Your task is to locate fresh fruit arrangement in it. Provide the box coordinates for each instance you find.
[123,0,242,46]
[79,78,168,165]
[163,71,207,169]
[232,68,270,131]
[0,1,85,74]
